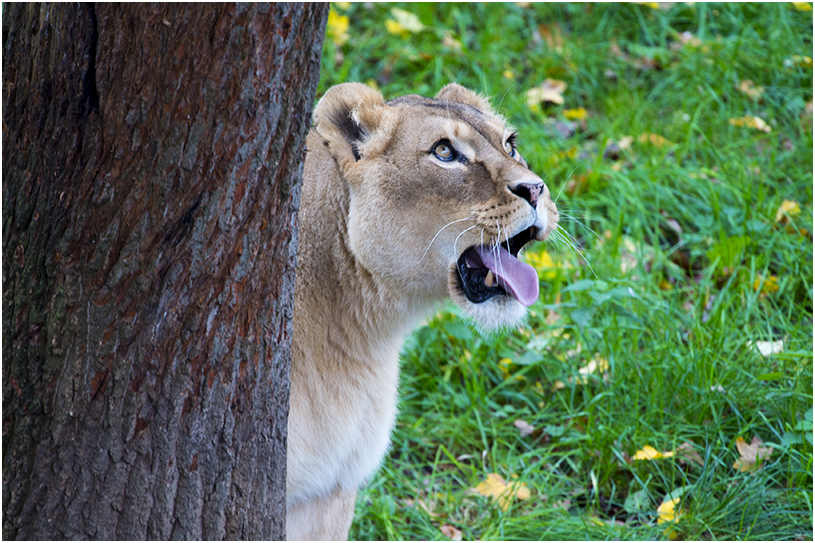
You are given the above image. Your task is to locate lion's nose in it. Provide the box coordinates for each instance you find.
[509,181,544,208]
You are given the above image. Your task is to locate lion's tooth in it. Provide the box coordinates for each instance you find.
[485,270,494,287]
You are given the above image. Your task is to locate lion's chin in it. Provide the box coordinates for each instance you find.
[448,264,529,332]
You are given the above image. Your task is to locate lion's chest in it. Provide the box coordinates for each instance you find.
[286,344,402,504]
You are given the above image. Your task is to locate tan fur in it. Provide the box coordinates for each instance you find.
[286,83,558,540]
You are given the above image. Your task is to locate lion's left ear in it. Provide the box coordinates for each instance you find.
[313,83,395,171]
[435,83,495,115]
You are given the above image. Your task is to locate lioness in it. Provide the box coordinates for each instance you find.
[286,83,559,540]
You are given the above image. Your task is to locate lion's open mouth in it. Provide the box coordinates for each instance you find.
[456,226,539,306]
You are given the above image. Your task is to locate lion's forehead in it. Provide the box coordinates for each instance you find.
[388,96,507,149]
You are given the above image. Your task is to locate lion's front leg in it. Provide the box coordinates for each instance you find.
[286,486,358,541]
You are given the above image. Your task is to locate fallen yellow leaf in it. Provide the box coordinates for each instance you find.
[514,483,531,500]
[752,274,780,295]
[326,9,350,46]
[737,79,765,100]
[498,357,517,381]
[775,200,801,223]
[657,497,681,523]
[385,19,407,36]
[523,248,566,280]
[633,444,675,460]
[469,473,531,511]
[637,132,674,147]
[579,357,609,376]
[503,69,515,80]
[390,7,425,33]
[790,54,813,68]
[616,135,634,150]
[791,2,813,11]
[729,115,772,133]
[733,436,774,472]
[657,496,684,539]
[526,79,568,107]
[554,357,608,389]
[563,107,588,120]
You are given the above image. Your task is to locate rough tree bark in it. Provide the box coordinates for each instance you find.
[2,3,327,539]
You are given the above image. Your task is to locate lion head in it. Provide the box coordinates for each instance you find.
[310,82,559,329]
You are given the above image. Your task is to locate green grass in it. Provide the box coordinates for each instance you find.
[320,3,813,540]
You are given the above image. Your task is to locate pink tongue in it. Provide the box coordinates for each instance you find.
[470,245,539,306]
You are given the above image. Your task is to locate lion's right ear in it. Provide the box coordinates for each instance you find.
[313,83,392,169]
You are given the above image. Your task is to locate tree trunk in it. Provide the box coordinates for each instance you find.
[2,3,327,539]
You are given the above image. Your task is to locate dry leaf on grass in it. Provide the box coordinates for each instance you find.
[775,200,802,224]
[657,496,684,539]
[442,32,462,52]
[634,442,703,465]
[737,79,764,100]
[637,132,674,147]
[657,498,680,523]
[677,442,704,466]
[537,23,565,52]
[674,31,702,48]
[390,8,425,32]
[747,339,784,357]
[786,55,813,68]
[563,107,588,120]
[733,436,773,472]
[514,419,536,437]
[468,473,531,511]
[554,357,608,389]
[752,275,780,295]
[526,79,568,106]
[729,115,772,133]
[633,444,675,460]
[439,524,462,541]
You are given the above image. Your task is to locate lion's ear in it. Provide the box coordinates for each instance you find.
[434,83,494,115]
[313,83,391,168]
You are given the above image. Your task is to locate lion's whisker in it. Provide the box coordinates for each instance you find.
[559,212,603,241]
[453,224,480,284]
[420,217,475,262]
[553,166,580,205]
[555,225,597,278]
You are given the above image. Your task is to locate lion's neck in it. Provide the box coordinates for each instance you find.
[293,150,432,371]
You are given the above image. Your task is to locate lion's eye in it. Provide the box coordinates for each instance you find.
[503,140,516,157]
[432,142,455,161]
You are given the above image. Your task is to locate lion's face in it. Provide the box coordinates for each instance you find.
[313,83,559,329]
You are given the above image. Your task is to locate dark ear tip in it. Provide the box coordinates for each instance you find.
[327,110,364,161]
